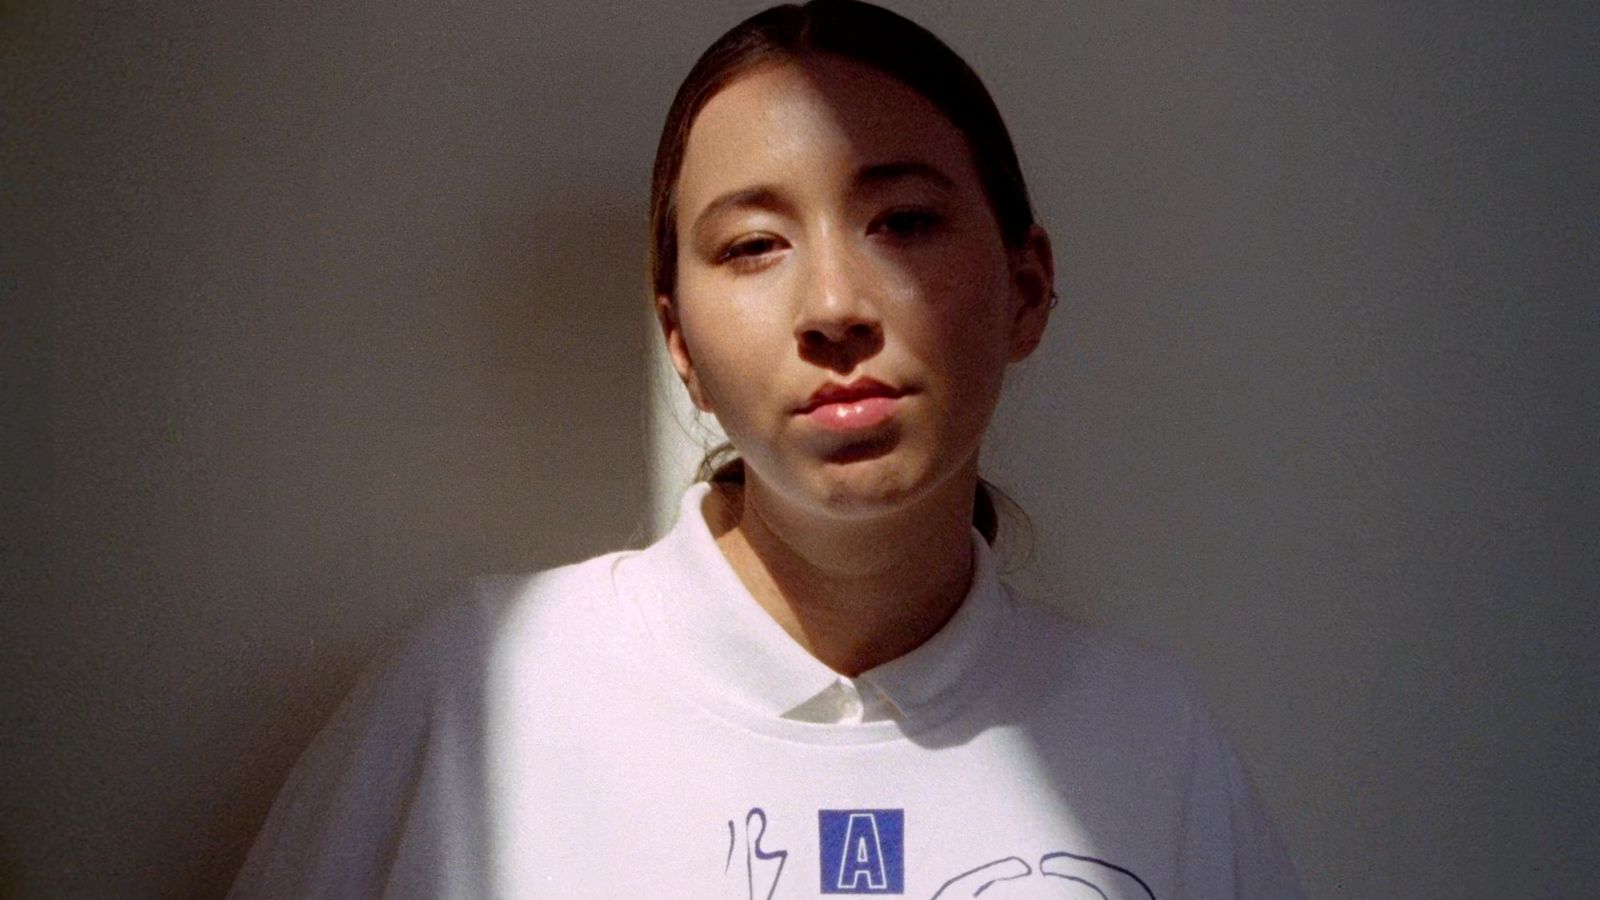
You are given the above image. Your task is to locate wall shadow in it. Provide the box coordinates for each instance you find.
[192,182,651,899]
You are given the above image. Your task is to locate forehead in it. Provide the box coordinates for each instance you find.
[677,55,980,207]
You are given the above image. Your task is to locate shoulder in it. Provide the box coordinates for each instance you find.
[227,549,637,898]
[993,592,1226,784]
[375,549,634,695]
[1001,591,1204,723]
[1001,594,1303,896]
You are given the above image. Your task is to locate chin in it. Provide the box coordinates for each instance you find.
[807,454,947,518]
[748,431,974,521]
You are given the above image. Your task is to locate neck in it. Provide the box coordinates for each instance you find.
[706,465,980,677]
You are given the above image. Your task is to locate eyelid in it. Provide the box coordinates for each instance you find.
[715,233,782,263]
[712,233,789,273]
[872,205,944,235]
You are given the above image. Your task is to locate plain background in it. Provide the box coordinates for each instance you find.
[4,1,1596,897]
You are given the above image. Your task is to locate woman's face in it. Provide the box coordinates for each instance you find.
[661,54,1052,521]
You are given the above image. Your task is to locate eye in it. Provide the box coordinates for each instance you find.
[874,208,942,239]
[716,235,782,267]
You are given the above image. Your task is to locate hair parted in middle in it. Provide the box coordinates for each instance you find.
[648,0,1039,300]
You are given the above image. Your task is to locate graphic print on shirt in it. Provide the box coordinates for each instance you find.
[725,807,789,900]
[818,809,905,894]
[722,808,1153,899]
[929,851,1156,899]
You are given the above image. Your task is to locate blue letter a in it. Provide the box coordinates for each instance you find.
[838,813,886,890]
[819,808,903,894]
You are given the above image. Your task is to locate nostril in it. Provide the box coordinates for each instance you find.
[799,322,878,350]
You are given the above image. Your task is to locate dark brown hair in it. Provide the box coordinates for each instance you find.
[649,0,1039,545]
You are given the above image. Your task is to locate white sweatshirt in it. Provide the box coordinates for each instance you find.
[229,483,1300,899]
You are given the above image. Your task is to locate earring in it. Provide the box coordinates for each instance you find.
[1047,289,1060,310]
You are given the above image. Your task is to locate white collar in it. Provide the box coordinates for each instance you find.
[631,482,1010,723]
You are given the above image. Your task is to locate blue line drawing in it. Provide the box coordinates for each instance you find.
[1039,851,1154,899]
[930,851,1154,899]
[736,807,787,900]
[929,856,1032,898]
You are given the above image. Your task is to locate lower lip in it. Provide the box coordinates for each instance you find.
[804,396,902,431]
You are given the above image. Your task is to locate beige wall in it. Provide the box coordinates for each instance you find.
[5,1,1596,897]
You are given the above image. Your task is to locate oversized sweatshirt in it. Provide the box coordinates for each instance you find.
[229,483,1301,899]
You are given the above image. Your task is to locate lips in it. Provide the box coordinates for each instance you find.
[797,377,906,414]
[796,378,909,433]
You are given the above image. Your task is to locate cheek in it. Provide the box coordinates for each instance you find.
[907,268,1015,379]
[676,290,785,417]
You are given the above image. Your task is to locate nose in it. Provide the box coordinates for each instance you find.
[793,234,884,371]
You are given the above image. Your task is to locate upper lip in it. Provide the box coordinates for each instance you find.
[797,377,906,413]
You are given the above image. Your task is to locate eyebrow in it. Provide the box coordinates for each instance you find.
[856,159,958,193]
[687,159,959,246]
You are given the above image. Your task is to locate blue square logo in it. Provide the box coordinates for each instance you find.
[819,809,904,894]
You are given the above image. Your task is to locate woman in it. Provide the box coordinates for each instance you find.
[231,2,1299,897]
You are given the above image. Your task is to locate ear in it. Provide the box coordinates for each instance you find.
[655,294,715,413]
[1005,224,1056,362]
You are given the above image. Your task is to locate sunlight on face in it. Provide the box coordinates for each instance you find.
[664,55,1047,519]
